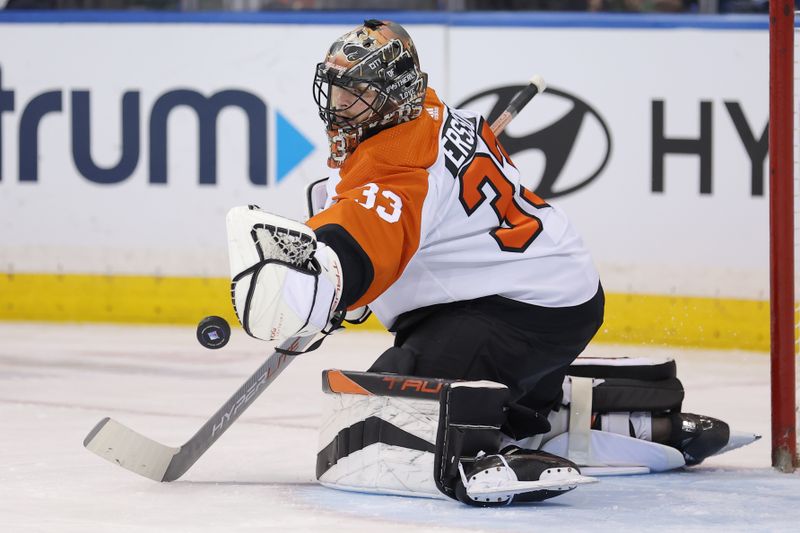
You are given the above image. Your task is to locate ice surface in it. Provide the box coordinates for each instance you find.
[0,323,798,532]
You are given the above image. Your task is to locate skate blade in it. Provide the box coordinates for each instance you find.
[714,430,761,456]
[467,473,597,499]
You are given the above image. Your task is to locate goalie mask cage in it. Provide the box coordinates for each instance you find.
[769,0,799,473]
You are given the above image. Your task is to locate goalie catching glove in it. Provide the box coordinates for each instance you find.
[226,206,344,344]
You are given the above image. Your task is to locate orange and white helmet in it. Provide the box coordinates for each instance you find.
[312,19,428,167]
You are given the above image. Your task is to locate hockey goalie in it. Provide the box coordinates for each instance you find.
[225,20,758,506]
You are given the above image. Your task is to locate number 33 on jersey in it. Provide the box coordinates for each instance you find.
[355,183,403,224]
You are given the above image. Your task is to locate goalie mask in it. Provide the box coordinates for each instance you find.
[313,19,428,167]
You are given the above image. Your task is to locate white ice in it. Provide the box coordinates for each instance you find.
[1,323,798,532]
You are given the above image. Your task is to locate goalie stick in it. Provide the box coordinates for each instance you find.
[83,334,315,481]
[83,74,548,482]
[490,74,546,136]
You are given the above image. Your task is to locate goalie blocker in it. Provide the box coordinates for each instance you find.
[316,357,759,505]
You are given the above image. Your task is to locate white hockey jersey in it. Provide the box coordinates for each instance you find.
[308,88,599,329]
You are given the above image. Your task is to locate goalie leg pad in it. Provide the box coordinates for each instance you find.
[317,370,594,505]
[536,358,686,470]
[317,392,444,498]
[544,356,756,470]
[317,370,510,500]
[540,429,686,474]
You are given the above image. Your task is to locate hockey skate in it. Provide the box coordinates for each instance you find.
[454,446,596,507]
[665,412,757,466]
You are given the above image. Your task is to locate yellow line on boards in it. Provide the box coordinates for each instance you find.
[0,273,769,352]
[0,273,237,325]
[598,292,768,352]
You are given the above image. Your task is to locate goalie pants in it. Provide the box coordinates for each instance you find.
[369,283,605,440]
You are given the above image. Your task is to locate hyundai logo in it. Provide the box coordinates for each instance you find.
[457,85,612,198]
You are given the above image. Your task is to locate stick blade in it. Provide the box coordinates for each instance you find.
[84,417,180,482]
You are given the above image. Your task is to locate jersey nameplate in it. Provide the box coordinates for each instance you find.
[442,111,477,178]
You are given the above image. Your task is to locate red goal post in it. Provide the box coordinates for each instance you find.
[769,0,798,473]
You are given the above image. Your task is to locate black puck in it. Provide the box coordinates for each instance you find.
[196,315,231,349]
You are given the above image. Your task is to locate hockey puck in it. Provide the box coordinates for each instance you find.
[196,315,231,349]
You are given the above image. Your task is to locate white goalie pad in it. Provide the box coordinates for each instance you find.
[317,390,446,499]
[541,430,686,474]
[316,371,511,502]
[535,357,759,474]
[542,366,686,474]
[226,206,343,342]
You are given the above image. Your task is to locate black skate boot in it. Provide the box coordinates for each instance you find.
[667,413,730,466]
[454,446,594,507]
